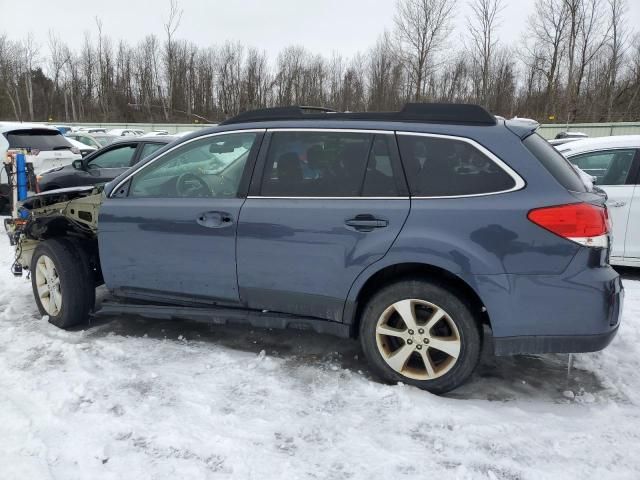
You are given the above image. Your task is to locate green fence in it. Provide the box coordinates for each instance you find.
[537,122,640,139]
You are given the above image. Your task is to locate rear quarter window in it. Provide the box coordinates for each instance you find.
[4,129,71,151]
[523,133,587,192]
[397,134,517,197]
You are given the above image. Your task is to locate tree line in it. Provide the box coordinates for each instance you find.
[0,0,638,125]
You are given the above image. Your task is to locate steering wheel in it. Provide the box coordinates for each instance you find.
[176,172,212,197]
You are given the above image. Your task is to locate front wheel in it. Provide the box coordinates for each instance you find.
[359,279,482,394]
[30,238,95,329]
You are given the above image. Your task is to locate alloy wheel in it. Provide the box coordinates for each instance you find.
[375,299,461,380]
[35,255,62,316]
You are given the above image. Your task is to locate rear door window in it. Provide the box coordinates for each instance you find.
[5,129,71,151]
[261,131,373,197]
[88,144,137,169]
[523,133,587,192]
[568,149,637,186]
[397,134,516,196]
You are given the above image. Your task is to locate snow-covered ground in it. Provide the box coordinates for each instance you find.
[1,237,640,480]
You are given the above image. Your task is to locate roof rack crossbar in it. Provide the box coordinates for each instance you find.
[219,103,496,126]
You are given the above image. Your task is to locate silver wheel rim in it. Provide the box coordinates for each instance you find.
[375,299,461,381]
[35,254,62,316]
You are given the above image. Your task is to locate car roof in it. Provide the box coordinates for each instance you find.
[556,135,640,155]
[0,122,59,134]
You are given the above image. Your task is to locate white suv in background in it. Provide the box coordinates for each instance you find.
[1,123,82,176]
[1,123,82,211]
[559,135,640,266]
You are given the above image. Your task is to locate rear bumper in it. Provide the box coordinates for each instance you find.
[493,325,619,355]
[474,249,624,355]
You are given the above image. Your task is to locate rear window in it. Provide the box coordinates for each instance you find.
[4,129,71,151]
[523,133,587,192]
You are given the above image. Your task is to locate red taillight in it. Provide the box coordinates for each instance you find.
[527,203,609,248]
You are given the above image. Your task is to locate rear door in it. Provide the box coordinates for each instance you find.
[568,148,639,260]
[236,129,410,321]
[620,149,640,260]
[71,142,139,187]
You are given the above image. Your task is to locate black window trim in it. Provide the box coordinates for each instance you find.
[248,128,410,200]
[107,129,266,198]
[396,131,526,199]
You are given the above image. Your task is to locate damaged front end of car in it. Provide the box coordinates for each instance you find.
[4,186,103,276]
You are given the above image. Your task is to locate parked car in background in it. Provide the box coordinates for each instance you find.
[75,127,107,134]
[66,131,118,150]
[549,131,589,147]
[0,123,82,175]
[6,104,622,395]
[107,128,145,137]
[66,137,96,158]
[52,125,73,135]
[559,135,640,267]
[143,130,170,136]
[37,135,174,191]
[556,131,588,140]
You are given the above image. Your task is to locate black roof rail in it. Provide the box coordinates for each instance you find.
[219,103,496,126]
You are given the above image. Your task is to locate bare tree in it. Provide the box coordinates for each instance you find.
[163,0,183,120]
[394,0,456,101]
[604,0,628,120]
[524,0,570,116]
[467,0,504,107]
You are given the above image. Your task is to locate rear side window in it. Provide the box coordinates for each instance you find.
[397,134,516,197]
[523,133,586,192]
[261,131,383,197]
[5,129,71,151]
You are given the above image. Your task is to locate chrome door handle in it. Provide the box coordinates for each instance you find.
[606,201,627,208]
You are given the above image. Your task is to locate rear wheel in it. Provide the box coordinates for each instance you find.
[359,279,482,394]
[30,239,95,329]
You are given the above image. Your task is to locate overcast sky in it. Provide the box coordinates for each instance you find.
[0,0,638,59]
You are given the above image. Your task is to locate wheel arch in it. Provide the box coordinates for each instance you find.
[19,218,102,284]
[344,262,490,338]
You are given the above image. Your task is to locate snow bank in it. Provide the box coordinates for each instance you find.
[0,235,639,479]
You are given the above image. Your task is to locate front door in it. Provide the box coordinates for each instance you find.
[98,131,263,304]
[236,130,410,321]
[569,148,639,260]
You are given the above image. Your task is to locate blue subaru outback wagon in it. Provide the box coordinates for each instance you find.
[6,104,623,393]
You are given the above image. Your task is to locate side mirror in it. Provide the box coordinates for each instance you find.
[72,159,85,170]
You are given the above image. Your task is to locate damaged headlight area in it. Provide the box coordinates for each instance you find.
[5,185,104,275]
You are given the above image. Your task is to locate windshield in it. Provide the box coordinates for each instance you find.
[5,129,71,151]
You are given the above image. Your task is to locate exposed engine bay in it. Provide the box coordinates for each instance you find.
[4,186,103,272]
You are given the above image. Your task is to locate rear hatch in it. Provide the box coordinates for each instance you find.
[3,128,81,175]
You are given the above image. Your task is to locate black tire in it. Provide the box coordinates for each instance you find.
[359,278,482,394]
[30,238,95,329]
